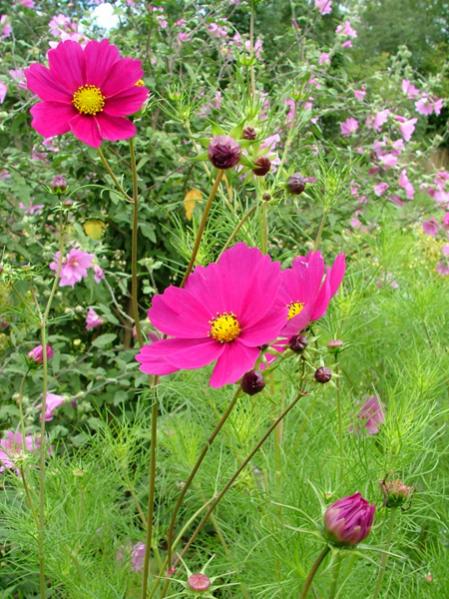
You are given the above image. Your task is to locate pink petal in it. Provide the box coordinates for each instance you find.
[136,345,179,376]
[329,254,346,296]
[30,101,76,137]
[240,304,286,346]
[101,58,143,97]
[84,39,121,88]
[95,113,136,142]
[69,114,102,147]
[210,342,259,388]
[104,86,149,116]
[25,64,72,103]
[48,40,85,93]
[149,286,211,338]
[136,338,223,375]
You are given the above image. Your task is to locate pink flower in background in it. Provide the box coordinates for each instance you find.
[442,244,449,257]
[341,40,353,49]
[131,543,146,572]
[136,243,287,388]
[442,213,449,229]
[319,52,330,65]
[304,97,314,111]
[50,248,94,287]
[370,109,390,132]
[340,117,359,137]
[93,264,104,283]
[41,393,65,421]
[17,0,35,7]
[0,82,7,104]
[19,200,44,215]
[315,0,332,15]
[0,431,41,473]
[1,15,11,39]
[397,117,417,142]
[177,32,190,43]
[402,79,419,99]
[207,23,228,38]
[336,20,358,38]
[28,344,54,363]
[374,182,389,197]
[422,217,439,237]
[389,195,405,207]
[379,153,397,169]
[398,169,415,199]
[285,98,296,125]
[25,39,149,148]
[86,307,103,331]
[9,68,27,89]
[436,262,449,276]
[356,396,385,435]
[354,86,366,101]
[415,96,443,116]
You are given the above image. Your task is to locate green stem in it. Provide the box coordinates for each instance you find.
[129,138,143,345]
[218,205,257,258]
[166,387,242,569]
[181,169,224,286]
[259,200,268,253]
[314,208,327,250]
[372,509,398,599]
[300,546,331,599]
[334,354,343,482]
[329,553,342,599]
[35,213,65,599]
[97,147,133,202]
[249,6,256,98]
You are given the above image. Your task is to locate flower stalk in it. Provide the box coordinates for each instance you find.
[299,546,330,599]
[129,138,143,345]
[372,508,398,599]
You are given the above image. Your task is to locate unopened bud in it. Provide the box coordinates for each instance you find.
[253,156,271,176]
[314,366,332,383]
[380,479,413,508]
[288,334,308,353]
[287,173,306,195]
[242,126,257,140]
[327,339,344,351]
[208,135,242,169]
[241,370,265,395]
[187,573,211,592]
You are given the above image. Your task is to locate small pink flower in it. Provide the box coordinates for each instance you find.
[93,264,104,283]
[401,79,419,99]
[1,15,12,39]
[50,248,94,287]
[340,117,359,137]
[353,86,366,101]
[341,40,353,49]
[315,0,332,15]
[0,82,7,104]
[86,307,103,331]
[28,344,54,363]
[357,395,385,435]
[17,0,35,7]
[188,573,212,592]
[374,182,389,197]
[285,98,296,125]
[398,117,417,142]
[379,153,397,169]
[9,68,27,89]
[131,542,146,572]
[19,200,44,215]
[370,109,390,132]
[41,393,65,421]
[398,169,415,199]
[177,31,190,43]
[319,52,331,65]
[0,431,41,473]
[442,213,449,229]
[422,217,439,237]
[336,20,357,38]
[415,96,442,116]
[436,262,449,276]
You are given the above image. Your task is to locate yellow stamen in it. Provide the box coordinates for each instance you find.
[72,84,105,115]
[210,312,241,343]
[288,301,304,320]
[135,79,145,87]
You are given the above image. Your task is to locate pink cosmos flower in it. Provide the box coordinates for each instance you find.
[340,117,359,137]
[25,39,149,148]
[28,344,54,363]
[336,20,357,38]
[315,0,332,15]
[324,493,375,546]
[41,393,65,421]
[319,52,331,65]
[356,395,385,435]
[422,217,439,237]
[0,431,41,473]
[131,542,146,572]
[136,243,287,388]
[401,79,419,99]
[50,248,94,287]
[398,169,415,199]
[374,182,389,197]
[354,86,366,101]
[86,307,103,331]
[0,82,7,104]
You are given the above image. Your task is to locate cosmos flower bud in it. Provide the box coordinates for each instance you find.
[324,492,375,546]
[208,135,242,169]
[287,173,306,195]
[380,479,413,508]
[51,174,68,194]
[253,156,271,176]
[327,339,344,351]
[262,192,271,201]
[187,573,212,592]
[28,344,54,363]
[241,370,265,395]
[288,334,308,353]
[314,366,332,383]
[242,126,257,140]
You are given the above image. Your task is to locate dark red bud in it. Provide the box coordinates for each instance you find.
[241,370,265,395]
[314,366,332,383]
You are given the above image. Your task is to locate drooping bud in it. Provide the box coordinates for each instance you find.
[242,126,257,140]
[51,174,68,194]
[314,366,332,383]
[287,173,306,195]
[241,370,265,395]
[380,479,413,508]
[187,573,212,592]
[28,344,54,364]
[208,135,242,169]
[324,492,375,547]
[288,334,308,353]
[253,156,271,176]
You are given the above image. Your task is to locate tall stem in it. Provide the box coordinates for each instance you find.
[36,213,65,599]
[166,387,241,568]
[249,5,256,98]
[181,169,224,286]
[97,147,132,202]
[300,546,330,599]
[334,353,343,482]
[372,509,398,599]
[329,553,342,599]
[129,138,143,345]
[259,200,268,253]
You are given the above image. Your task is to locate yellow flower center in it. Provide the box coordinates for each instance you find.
[287,301,304,320]
[209,312,241,343]
[72,84,105,115]
[135,79,145,87]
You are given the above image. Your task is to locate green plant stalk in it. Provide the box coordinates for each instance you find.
[165,387,242,569]
[181,169,224,286]
[259,200,268,253]
[314,207,328,250]
[329,552,342,599]
[249,5,256,98]
[129,138,143,346]
[36,214,65,599]
[97,146,133,202]
[300,546,330,599]
[372,508,398,599]
[334,353,343,482]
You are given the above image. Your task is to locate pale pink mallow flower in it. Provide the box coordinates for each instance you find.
[319,52,331,65]
[353,86,366,101]
[19,200,44,215]
[0,431,41,473]
[442,244,449,257]
[442,213,449,230]
[9,68,27,89]
[50,248,94,287]
[379,153,398,169]
[402,79,419,99]
[340,117,359,137]
[131,542,146,572]
[1,15,12,38]
[0,82,7,104]
[422,217,439,237]
[436,262,449,276]
[398,169,415,199]
[86,307,103,331]
[336,20,358,38]
[315,0,332,15]
[285,98,296,125]
[41,393,65,421]
[416,96,444,116]
[177,32,190,43]
[357,396,385,435]
[370,109,390,132]
[17,0,35,7]
[93,264,104,283]
[374,182,389,197]
[28,344,54,363]
[341,40,353,49]
[397,117,417,142]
